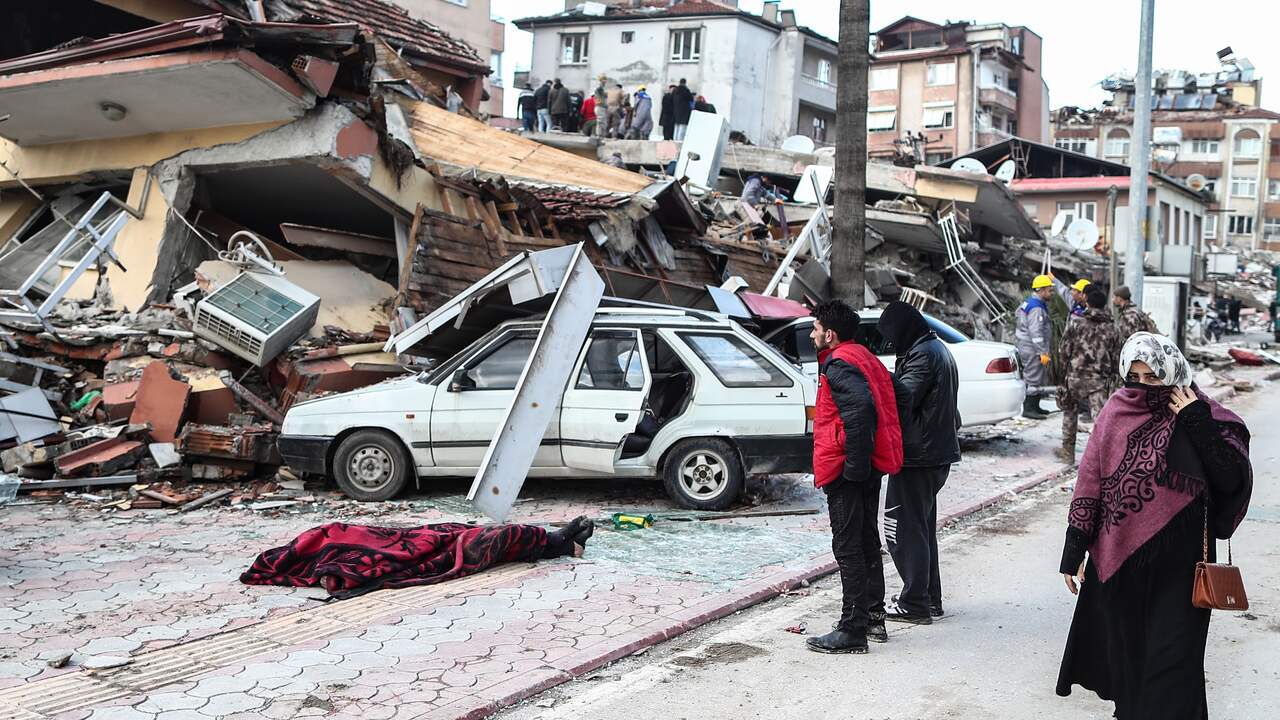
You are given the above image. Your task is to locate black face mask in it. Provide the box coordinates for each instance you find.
[1124,381,1175,402]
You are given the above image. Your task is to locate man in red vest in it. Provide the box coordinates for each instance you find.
[805,300,904,655]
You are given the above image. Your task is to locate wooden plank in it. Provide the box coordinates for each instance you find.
[439,188,456,216]
[526,210,545,239]
[484,201,508,256]
[396,205,425,303]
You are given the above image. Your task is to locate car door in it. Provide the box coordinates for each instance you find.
[559,329,649,473]
[430,330,562,469]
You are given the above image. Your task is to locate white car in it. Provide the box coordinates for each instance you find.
[279,308,817,510]
[763,310,1024,427]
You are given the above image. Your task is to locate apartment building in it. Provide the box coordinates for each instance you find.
[867,16,1049,164]
[514,0,837,147]
[1052,54,1280,250]
[394,0,507,117]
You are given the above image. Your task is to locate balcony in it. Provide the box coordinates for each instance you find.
[799,74,837,110]
[979,86,1017,113]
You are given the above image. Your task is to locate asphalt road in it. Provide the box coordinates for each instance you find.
[499,386,1280,720]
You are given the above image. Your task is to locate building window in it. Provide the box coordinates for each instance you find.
[1022,202,1038,220]
[926,152,952,164]
[812,116,828,143]
[1233,129,1262,157]
[817,59,833,85]
[922,104,955,129]
[1189,138,1220,156]
[1007,117,1018,136]
[621,31,634,44]
[561,34,589,65]
[1007,76,1020,94]
[1265,218,1280,240]
[1104,129,1130,158]
[1269,179,1280,200]
[926,61,956,86]
[1228,214,1254,235]
[867,107,896,132]
[670,28,701,62]
[1231,175,1258,197]
[869,66,898,91]
[489,52,503,84]
[1204,214,1218,239]
[1054,137,1095,155]
[1056,201,1097,225]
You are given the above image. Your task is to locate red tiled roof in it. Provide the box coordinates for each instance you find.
[515,0,835,45]
[283,0,486,73]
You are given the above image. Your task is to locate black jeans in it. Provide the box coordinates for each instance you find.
[885,465,948,615]
[824,475,886,634]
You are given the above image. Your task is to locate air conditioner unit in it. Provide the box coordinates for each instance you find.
[193,271,320,366]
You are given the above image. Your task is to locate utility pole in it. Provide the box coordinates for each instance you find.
[1125,0,1155,303]
[832,0,869,305]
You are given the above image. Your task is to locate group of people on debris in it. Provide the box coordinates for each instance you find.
[1015,274,1159,461]
[517,77,715,140]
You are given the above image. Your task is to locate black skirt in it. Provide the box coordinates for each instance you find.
[1057,501,1213,720]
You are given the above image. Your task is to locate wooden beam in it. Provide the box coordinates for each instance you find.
[439,188,456,217]
[396,205,424,308]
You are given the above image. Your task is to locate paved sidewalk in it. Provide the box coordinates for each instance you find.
[0,416,1070,720]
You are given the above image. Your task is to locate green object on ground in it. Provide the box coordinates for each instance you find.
[71,390,101,411]
[611,512,655,530]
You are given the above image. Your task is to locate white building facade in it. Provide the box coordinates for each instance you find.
[514,1,837,147]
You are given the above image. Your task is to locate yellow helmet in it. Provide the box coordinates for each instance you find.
[1032,275,1053,289]
[1072,278,1091,292]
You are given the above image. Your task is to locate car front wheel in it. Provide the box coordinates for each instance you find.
[662,438,744,510]
[332,430,411,502]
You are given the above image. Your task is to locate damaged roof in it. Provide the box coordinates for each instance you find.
[193,0,488,74]
[515,0,836,46]
[407,101,653,194]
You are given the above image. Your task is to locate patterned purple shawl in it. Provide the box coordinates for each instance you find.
[1068,384,1248,582]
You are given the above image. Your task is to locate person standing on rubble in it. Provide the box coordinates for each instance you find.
[549,80,571,131]
[1054,277,1091,318]
[579,92,597,136]
[1017,275,1055,419]
[534,80,552,132]
[659,84,677,140]
[877,301,959,626]
[672,79,694,141]
[1112,286,1157,342]
[628,86,654,139]
[805,300,903,655]
[604,83,625,138]
[1056,288,1122,464]
[517,84,536,132]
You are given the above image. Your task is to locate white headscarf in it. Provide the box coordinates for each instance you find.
[1119,332,1192,388]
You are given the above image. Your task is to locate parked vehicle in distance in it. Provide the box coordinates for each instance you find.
[279,308,817,509]
[763,310,1024,427]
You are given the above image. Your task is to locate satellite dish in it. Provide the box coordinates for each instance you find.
[780,135,816,154]
[1050,211,1070,237]
[1186,173,1207,192]
[1066,219,1100,252]
[950,158,988,175]
[994,160,1017,183]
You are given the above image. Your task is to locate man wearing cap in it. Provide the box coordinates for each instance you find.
[1016,275,1055,419]
[1054,277,1090,318]
[1055,287,1122,463]
[1112,285,1157,342]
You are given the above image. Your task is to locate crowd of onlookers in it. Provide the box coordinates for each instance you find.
[516,76,717,141]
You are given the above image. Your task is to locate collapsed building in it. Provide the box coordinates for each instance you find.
[0,0,1048,496]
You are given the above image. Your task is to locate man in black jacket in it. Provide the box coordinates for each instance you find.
[659,84,676,140]
[533,80,552,132]
[672,79,694,140]
[877,301,960,625]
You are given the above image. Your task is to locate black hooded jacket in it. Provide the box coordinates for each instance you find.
[878,302,961,468]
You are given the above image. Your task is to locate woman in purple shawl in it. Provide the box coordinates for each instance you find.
[1056,333,1252,719]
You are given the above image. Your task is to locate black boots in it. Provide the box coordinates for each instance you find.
[806,628,869,654]
[1022,396,1049,419]
[542,516,594,559]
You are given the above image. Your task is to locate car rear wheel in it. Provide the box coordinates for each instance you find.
[333,430,411,502]
[662,438,743,510]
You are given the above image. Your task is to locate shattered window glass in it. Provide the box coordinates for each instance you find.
[679,333,791,388]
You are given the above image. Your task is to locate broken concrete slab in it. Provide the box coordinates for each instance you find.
[0,388,62,444]
[148,442,181,469]
[178,423,278,464]
[128,361,191,443]
[53,437,145,478]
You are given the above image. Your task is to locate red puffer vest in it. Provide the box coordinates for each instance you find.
[812,340,903,487]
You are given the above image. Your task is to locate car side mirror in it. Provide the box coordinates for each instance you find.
[449,368,476,392]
